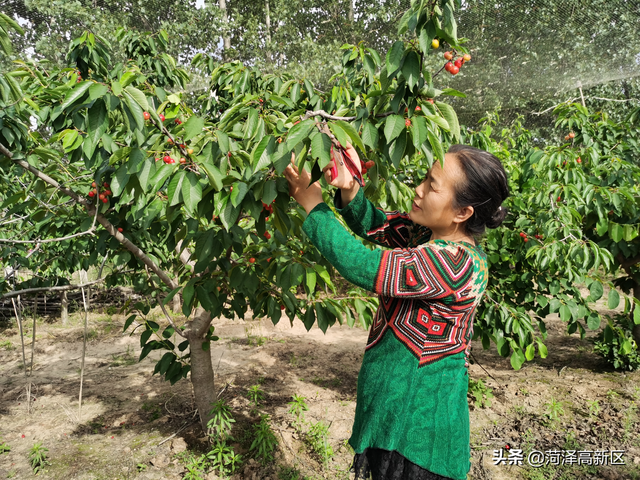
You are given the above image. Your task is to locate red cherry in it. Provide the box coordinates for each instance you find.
[404,107,409,113]
[519,232,525,237]
[143,112,150,120]
[524,237,528,242]
[280,305,285,310]
[91,181,96,188]
[117,227,123,233]
[576,158,582,163]
[179,157,186,164]
[405,119,411,127]
[557,196,562,201]
[167,138,174,144]
[264,232,271,239]
[454,59,463,68]
[103,182,109,187]
[228,152,232,157]
[267,257,272,262]
[99,194,106,200]
[159,114,165,122]
[365,161,375,168]
[444,51,453,60]
[105,190,112,195]
[265,217,269,221]
[568,132,575,139]
[88,191,95,197]
[21,435,25,438]
[102,198,108,203]
[445,62,453,72]
[249,258,256,263]
[230,186,233,192]
[415,106,421,112]
[163,155,171,163]
[463,54,471,62]
[175,119,182,125]
[450,66,460,75]
[427,98,434,104]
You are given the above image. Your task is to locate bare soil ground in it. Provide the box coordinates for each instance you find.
[0,301,639,480]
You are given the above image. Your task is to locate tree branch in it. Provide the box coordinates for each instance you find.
[303,109,395,122]
[0,228,96,244]
[1,279,105,299]
[1,146,179,290]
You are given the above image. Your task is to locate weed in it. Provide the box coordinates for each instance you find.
[110,345,136,366]
[288,394,309,432]
[207,399,235,442]
[511,405,527,416]
[0,440,10,454]
[250,414,278,463]
[586,399,600,419]
[28,442,51,475]
[622,403,638,442]
[289,353,299,367]
[206,440,242,476]
[606,389,620,402]
[468,378,494,408]
[563,430,581,450]
[307,420,333,467]
[141,401,163,421]
[278,465,305,480]
[631,385,640,401]
[519,387,530,396]
[544,397,565,422]
[247,384,266,411]
[136,463,147,472]
[0,340,14,350]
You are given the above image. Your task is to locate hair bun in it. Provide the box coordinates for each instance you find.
[486,206,508,229]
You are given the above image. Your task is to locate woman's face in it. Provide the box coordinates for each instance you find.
[408,153,473,233]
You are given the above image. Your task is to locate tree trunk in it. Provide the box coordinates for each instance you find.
[61,291,68,325]
[632,281,640,347]
[187,307,216,433]
[219,0,231,59]
[265,0,272,65]
[348,0,354,23]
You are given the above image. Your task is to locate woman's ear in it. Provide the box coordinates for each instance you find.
[453,205,474,225]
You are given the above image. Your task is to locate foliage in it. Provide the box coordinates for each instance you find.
[207,399,236,441]
[543,397,565,422]
[306,420,334,464]
[593,323,640,371]
[28,442,51,475]
[467,378,493,409]
[206,440,242,476]
[288,393,309,432]
[247,384,266,411]
[0,440,10,454]
[250,414,278,463]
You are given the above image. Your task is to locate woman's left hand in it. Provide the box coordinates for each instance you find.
[284,153,324,214]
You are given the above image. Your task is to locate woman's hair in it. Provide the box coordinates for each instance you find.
[447,144,510,237]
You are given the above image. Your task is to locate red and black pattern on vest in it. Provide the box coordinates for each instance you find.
[368,244,477,367]
[366,210,432,249]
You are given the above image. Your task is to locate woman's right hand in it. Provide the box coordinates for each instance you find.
[322,142,362,192]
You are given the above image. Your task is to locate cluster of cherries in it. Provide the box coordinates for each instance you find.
[359,158,375,175]
[88,181,112,204]
[443,52,471,75]
[519,231,543,242]
[564,131,575,141]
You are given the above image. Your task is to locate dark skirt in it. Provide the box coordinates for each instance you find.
[352,448,455,480]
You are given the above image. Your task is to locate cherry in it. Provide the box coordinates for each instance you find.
[576,157,582,163]
[608,210,613,216]
[450,66,460,75]
[267,257,272,262]
[143,112,150,120]
[179,157,186,164]
[415,106,421,111]
[104,182,109,187]
[427,98,434,104]
[463,54,471,62]
[444,51,453,60]
[88,191,95,197]
[99,194,106,201]
[568,132,575,139]
[264,232,271,239]
[265,217,269,221]
[280,305,285,310]
[404,107,409,113]
[405,119,411,127]
[365,161,375,168]
[175,119,182,125]
[230,186,233,192]
[167,138,174,144]
[91,181,96,188]
[432,39,440,49]
[117,227,123,233]
[159,114,165,122]
[228,152,232,157]
[163,155,172,163]
[249,258,256,263]
[519,232,525,237]
[523,237,528,242]
[362,168,368,174]
[102,198,108,203]
[105,190,112,196]
[187,148,194,155]
[454,59,462,68]
[557,196,562,201]
[445,62,453,72]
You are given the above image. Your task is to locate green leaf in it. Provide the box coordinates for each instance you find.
[310,132,332,170]
[61,82,92,111]
[200,159,223,191]
[525,343,535,361]
[182,172,202,214]
[252,135,275,172]
[168,170,186,206]
[537,340,548,359]
[427,129,444,162]
[230,182,248,207]
[425,114,450,131]
[389,132,406,168]
[609,223,623,243]
[124,86,149,112]
[587,313,601,330]
[559,305,571,322]
[303,307,316,331]
[589,281,604,301]
[111,165,130,197]
[401,51,420,89]
[183,116,205,142]
[384,115,405,143]
[305,269,317,295]
[137,157,157,191]
[418,27,434,54]
[607,288,620,309]
[362,121,379,150]
[410,116,428,149]
[435,102,460,139]
[441,88,466,98]
[262,180,277,205]
[510,348,525,370]
[123,91,145,130]
[244,108,259,139]
[316,303,329,333]
[286,119,314,150]
[385,41,405,75]
[334,120,365,151]
[123,314,136,332]
[88,83,109,100]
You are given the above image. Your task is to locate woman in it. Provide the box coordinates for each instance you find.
[284,143,509,480]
